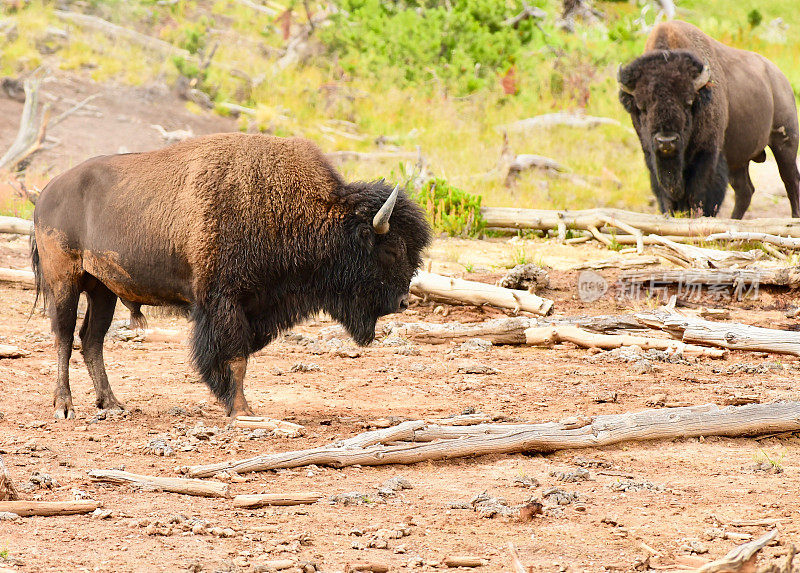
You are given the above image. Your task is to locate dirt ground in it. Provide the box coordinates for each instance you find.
[2,73,800,572]
[1,230,800,573]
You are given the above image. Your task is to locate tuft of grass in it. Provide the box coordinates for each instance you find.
[754,447,786,470]
[0,549,8,560]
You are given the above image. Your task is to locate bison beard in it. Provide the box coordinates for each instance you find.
[649,149,727,216]
[31,134,431,419]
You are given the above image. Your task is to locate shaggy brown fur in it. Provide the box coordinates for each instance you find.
[619,20,800,218]
[32,133,431,419]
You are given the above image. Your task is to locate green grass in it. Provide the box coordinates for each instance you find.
[0,0,798,219]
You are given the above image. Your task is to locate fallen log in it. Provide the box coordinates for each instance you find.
[647,234,763,267]
[0,216,33,235]
[443,556,486,568]
[524,324,727,357]
[231,416,305,437]
[0,455,19,501]
[501,113,621,132]
[325,150,419,164]
[88,469,229,498]
[621,267,800,288]
[184,402,800,477]
[54,10,191,58]
[0,500,100,516]
[638,310,800,356]
[0,68,49,172]
[0,344,29,358]
[481,207,800,237]
[232,492,323,508]
[331,420,427,449]
[706,230,800,250]
[391,317,534,345]
[0,267,35,288]
[694,529,778,573]
[410,271,553,316]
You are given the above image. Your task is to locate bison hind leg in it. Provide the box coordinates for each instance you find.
[190,302,253,417]
[80,278,124,411]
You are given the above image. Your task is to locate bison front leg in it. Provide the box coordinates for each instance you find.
[190,303,254,418]
[685,151,728,217]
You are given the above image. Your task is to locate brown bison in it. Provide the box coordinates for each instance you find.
[32,133,431,419]
[618,20,800,218]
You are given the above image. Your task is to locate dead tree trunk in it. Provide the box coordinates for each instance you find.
[0,268,36,288]
[0,500,100,516]
[87,469,230,498]
[638,309,800,356]
[481,207,800,238]
[410,272,554,316]
[0,68,49,172]
[184,402,800,477]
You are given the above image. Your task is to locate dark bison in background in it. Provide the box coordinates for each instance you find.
[618,20,800,218]
[31,133,431,419]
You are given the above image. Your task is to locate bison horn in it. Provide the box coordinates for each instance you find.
[373,184,399,234]
[617,65,634,95]
[693,64,711,91]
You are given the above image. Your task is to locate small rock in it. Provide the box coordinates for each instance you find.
[550,468,590,483]
[0,511,20,521]
[456,362,499,375]
[458,339,493,353]
[290,363,321,373]
[512,475,540,489]
[542,487,578,505]
[377,476,413,497]
[91,508,113,519]
[145,437,175,457]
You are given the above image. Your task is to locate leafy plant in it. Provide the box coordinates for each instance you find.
[0,549,8,560]
[410,176,486,238]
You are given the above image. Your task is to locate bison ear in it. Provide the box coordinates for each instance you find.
[693,63,711,92]
[617,65,635,95]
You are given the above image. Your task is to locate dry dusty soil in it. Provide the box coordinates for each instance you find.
[1,232,800,573]
[0,73,799,573]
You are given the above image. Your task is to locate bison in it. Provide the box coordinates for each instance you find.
[31,133,431,419]
[617,20,800,218]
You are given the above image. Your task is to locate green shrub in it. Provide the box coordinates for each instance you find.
[412,177,486,238]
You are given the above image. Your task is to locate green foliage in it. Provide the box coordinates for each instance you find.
[747,9,763,28]
[411,176,486,238]
[320,0,548,95]
[0,549,8,560]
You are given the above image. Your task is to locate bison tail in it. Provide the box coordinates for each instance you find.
[29,230,46,319]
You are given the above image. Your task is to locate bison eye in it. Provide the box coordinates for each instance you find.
[636,101,646,113]
[685,98,694,108]
[359,226,371,242]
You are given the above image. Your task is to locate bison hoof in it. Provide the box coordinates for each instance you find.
[54,403,75,420]
[98,399,125,412]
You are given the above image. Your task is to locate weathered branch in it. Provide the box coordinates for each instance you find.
[0,344,29,358]
[232,492,323,508]
[54,10,191,58]
[694,529,778,573]
[524,324,727,357]
[0,216,33,235]
[184,402,800,477]
[621,267,800,288]
[637,309,800,356]
[0,500,100,516]
[88,469,230,498]
[410,271,554,316]
[481,207,800,237]
[390,317,534,345]
[50,93,102,128]
[706,231,800,250]
[0,69,50,172]
[325,150,419,164]
[501,112,621,132]
[0,268,35,288]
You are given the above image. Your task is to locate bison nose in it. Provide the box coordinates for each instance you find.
[398,294,410,311]
[654,132,679,156]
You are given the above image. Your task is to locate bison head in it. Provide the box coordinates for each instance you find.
[618,50,712,207]
[326,180,431,346]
